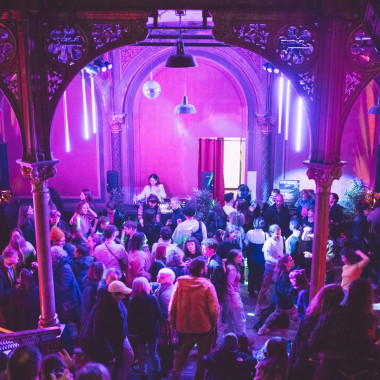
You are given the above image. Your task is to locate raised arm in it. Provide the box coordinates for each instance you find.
[356,250,370,268]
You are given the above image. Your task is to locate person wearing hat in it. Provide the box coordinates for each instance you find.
[50,226,66,247]
[49,210,70,234]
[79,280,134,380]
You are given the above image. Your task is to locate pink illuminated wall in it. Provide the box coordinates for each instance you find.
[133,57,248,198]
[2,74,101,201]
[2,101,29,196]
[49,74,101,201]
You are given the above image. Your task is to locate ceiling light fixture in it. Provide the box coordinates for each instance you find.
[174,69,196,114]
[165,10,198,68]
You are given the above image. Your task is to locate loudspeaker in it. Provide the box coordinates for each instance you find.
[107,170,118,193]
[375,146,380,193]
[0,143,10,190]
[200,171,214,193]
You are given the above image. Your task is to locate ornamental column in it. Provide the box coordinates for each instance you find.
[257,115,277,203]
[304,161,345,298]
[18,159,59,328]
[109,114,125,185]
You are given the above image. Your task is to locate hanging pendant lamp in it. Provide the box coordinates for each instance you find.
[174,69,196,114]
[165,14,197,68]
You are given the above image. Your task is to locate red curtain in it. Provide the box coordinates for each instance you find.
[198,138,225,204]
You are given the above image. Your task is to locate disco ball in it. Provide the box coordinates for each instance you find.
[143,80,161,99]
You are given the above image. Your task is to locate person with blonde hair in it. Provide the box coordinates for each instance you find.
[128,277,162,380]
[155,268,176,377]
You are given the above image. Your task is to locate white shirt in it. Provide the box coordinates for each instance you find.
[263,237,284,266]
[223,205,235,216]
[136,184,166,202]
[172,219,207,246]
[246,229,268,244]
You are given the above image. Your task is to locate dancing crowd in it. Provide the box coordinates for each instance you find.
[0,174,380,380]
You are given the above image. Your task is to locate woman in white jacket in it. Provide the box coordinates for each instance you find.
[134,173,166,203]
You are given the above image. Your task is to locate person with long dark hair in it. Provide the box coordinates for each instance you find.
[255,337,288,380]
[134,173,166,203]
[137,194,162,227]
[246,217,269,297]
[72,201,96,244]
[126,232,151,287]
[80,189,97,212]
[258,254,297,335]
[340,247,369,291]
[139,208,163,250]
[222,249,246,334]
[235,199,254,234]
[206,203,227,235]
[286,284,344,380]
[7,229,36,272]
[17,203,36,248]
[183,236,203,262]
[310,279,380,379]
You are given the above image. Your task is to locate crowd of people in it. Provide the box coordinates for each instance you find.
[0,177,380,379]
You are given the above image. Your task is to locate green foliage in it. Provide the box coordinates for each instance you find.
[110,187,128,214]
[188,188,217,223]
[340,178,370,221]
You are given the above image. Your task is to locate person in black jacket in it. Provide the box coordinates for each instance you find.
[216,225,240,260]
[258,254,298,335]
[0,248,19,328]
[168,197,185,232]
[203,238,225,303]
[128,276,162,380]
[203,333,256,380]
[80,262,104,328]
[71,244,94,292]
[51,246,82,330]
[264,194,291,237]
[79,281,134,380]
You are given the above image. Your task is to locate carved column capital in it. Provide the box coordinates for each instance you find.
[304,160,345,190]
[256,114,278,134]
[17,159,59,192]
[109,114,126,133]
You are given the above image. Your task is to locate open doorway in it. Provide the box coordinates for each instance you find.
[223,138,246,195]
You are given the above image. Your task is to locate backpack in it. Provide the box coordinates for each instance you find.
[191,220,204,244]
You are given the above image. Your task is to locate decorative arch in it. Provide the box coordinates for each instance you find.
[118,45,266,196]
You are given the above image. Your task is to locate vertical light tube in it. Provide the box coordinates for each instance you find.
[81,70,90,140]
[90,75,97,134]
[63,91,70,152]
[285,79,291,141]
[278,74,284,134]
[296,97,303,152]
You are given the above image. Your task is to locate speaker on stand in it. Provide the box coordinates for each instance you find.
[0,142,10,190]
[107,170,119,194]
[200,171,214,193]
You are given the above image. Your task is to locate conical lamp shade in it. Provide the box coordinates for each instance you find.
[174,95,197,114]
[165,40,198,68]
